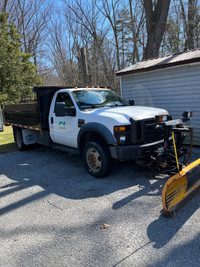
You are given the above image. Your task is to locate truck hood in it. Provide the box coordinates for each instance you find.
[82,105,169,124]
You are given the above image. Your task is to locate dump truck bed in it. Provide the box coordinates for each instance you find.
[4,102,40,128]
[4,86,73,130]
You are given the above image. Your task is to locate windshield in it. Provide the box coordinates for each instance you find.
[72,90,128,110]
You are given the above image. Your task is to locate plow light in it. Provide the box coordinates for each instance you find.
[182,111,193,120]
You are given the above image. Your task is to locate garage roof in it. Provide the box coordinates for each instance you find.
[116,49,200,76]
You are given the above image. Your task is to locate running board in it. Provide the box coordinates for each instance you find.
[52,144,80,155]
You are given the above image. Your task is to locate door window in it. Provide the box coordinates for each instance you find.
[55,93,76,117]
[55,92,74,108]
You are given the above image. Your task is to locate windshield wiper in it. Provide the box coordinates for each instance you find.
[106,104,128,107]
[78,102,106,109]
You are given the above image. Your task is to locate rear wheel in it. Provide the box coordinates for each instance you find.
[83,141,111,178]
[13,127,27,151]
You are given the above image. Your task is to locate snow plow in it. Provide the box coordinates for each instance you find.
[162,158,200,218]
[159,111,200,217]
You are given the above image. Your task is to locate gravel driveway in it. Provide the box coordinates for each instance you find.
[0,146,200,267]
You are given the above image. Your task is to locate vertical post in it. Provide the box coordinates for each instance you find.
[172,131,180,173]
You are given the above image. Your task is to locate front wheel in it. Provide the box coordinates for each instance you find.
[83,141,111,178]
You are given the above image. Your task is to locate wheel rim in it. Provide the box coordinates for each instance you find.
[86,147,102,173]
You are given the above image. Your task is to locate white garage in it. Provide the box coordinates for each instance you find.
[116,50,200,145]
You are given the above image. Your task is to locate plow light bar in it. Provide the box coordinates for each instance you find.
[182,111,193,120]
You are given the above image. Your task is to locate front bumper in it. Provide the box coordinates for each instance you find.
[109,139,165,160]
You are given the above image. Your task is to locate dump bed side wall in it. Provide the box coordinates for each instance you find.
[4,86,69,130]
[4,103,40,128]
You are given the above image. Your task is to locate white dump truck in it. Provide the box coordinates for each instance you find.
[4,86,190,177]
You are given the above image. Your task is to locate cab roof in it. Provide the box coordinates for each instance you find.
[33,86,110,93]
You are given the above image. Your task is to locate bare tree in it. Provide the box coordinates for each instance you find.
[1,0,8,12]
[46,17,80,86]
[143,0,171,59]
[129,0,145,63]
[0,0,15,14]
[62,0,113,86]
[98,0,121,70]
[180,0,200,51]
[7,0,52,66]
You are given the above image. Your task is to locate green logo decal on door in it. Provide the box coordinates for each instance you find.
[58,121,66,129]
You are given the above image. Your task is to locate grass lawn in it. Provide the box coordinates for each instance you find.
[0,126,16,154]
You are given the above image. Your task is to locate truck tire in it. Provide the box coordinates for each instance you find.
[13,127,27,151]
[83,141,111,178]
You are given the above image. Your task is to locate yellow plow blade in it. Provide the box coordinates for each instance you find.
[162,158,200,217]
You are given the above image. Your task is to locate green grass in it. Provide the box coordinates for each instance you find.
[0,126,16,154]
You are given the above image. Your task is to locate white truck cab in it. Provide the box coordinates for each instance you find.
[49,88,169,148]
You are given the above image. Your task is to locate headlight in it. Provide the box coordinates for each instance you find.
[114,125,131,144]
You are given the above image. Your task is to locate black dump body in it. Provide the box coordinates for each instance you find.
[4,86,70,130]
[4,102,40,127]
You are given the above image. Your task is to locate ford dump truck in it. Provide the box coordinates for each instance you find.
[4,86,190,178]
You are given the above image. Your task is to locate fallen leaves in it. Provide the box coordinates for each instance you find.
[100,223,110,229]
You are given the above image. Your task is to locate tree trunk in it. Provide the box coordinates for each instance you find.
[187,0,196,50]
[81,47,89,85]
[143,0,171,59]
[2,0,8,12]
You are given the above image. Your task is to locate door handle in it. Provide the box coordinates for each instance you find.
[51,117,53,124]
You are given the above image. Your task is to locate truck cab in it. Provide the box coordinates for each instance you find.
[47,87,170,177]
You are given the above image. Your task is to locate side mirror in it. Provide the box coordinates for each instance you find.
[129,99,135,106]
[55,102,76,117]
[55,102,65,117]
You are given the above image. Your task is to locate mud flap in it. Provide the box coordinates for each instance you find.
[162,158,200,218]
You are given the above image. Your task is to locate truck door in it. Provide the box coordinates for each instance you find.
[50,92,78,148]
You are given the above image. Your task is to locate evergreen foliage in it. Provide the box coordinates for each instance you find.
[0,13,42,105]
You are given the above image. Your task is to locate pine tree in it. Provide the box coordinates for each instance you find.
[0,13,42,105]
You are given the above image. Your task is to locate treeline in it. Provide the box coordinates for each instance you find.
[1,0,200,101]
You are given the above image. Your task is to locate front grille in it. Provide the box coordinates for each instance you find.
[143,119,163,143]
[130,118,164,144]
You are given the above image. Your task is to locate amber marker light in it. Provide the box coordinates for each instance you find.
[114,126,126,133]
[158,115,168,123]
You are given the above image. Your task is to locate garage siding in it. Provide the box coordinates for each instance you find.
[120,63,200,145]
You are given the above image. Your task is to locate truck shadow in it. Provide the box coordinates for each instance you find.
[147,193,200,248]
[0,146,169,217]
[112,173,165,210]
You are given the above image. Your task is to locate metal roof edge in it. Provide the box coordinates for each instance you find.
[116,50,200,77]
